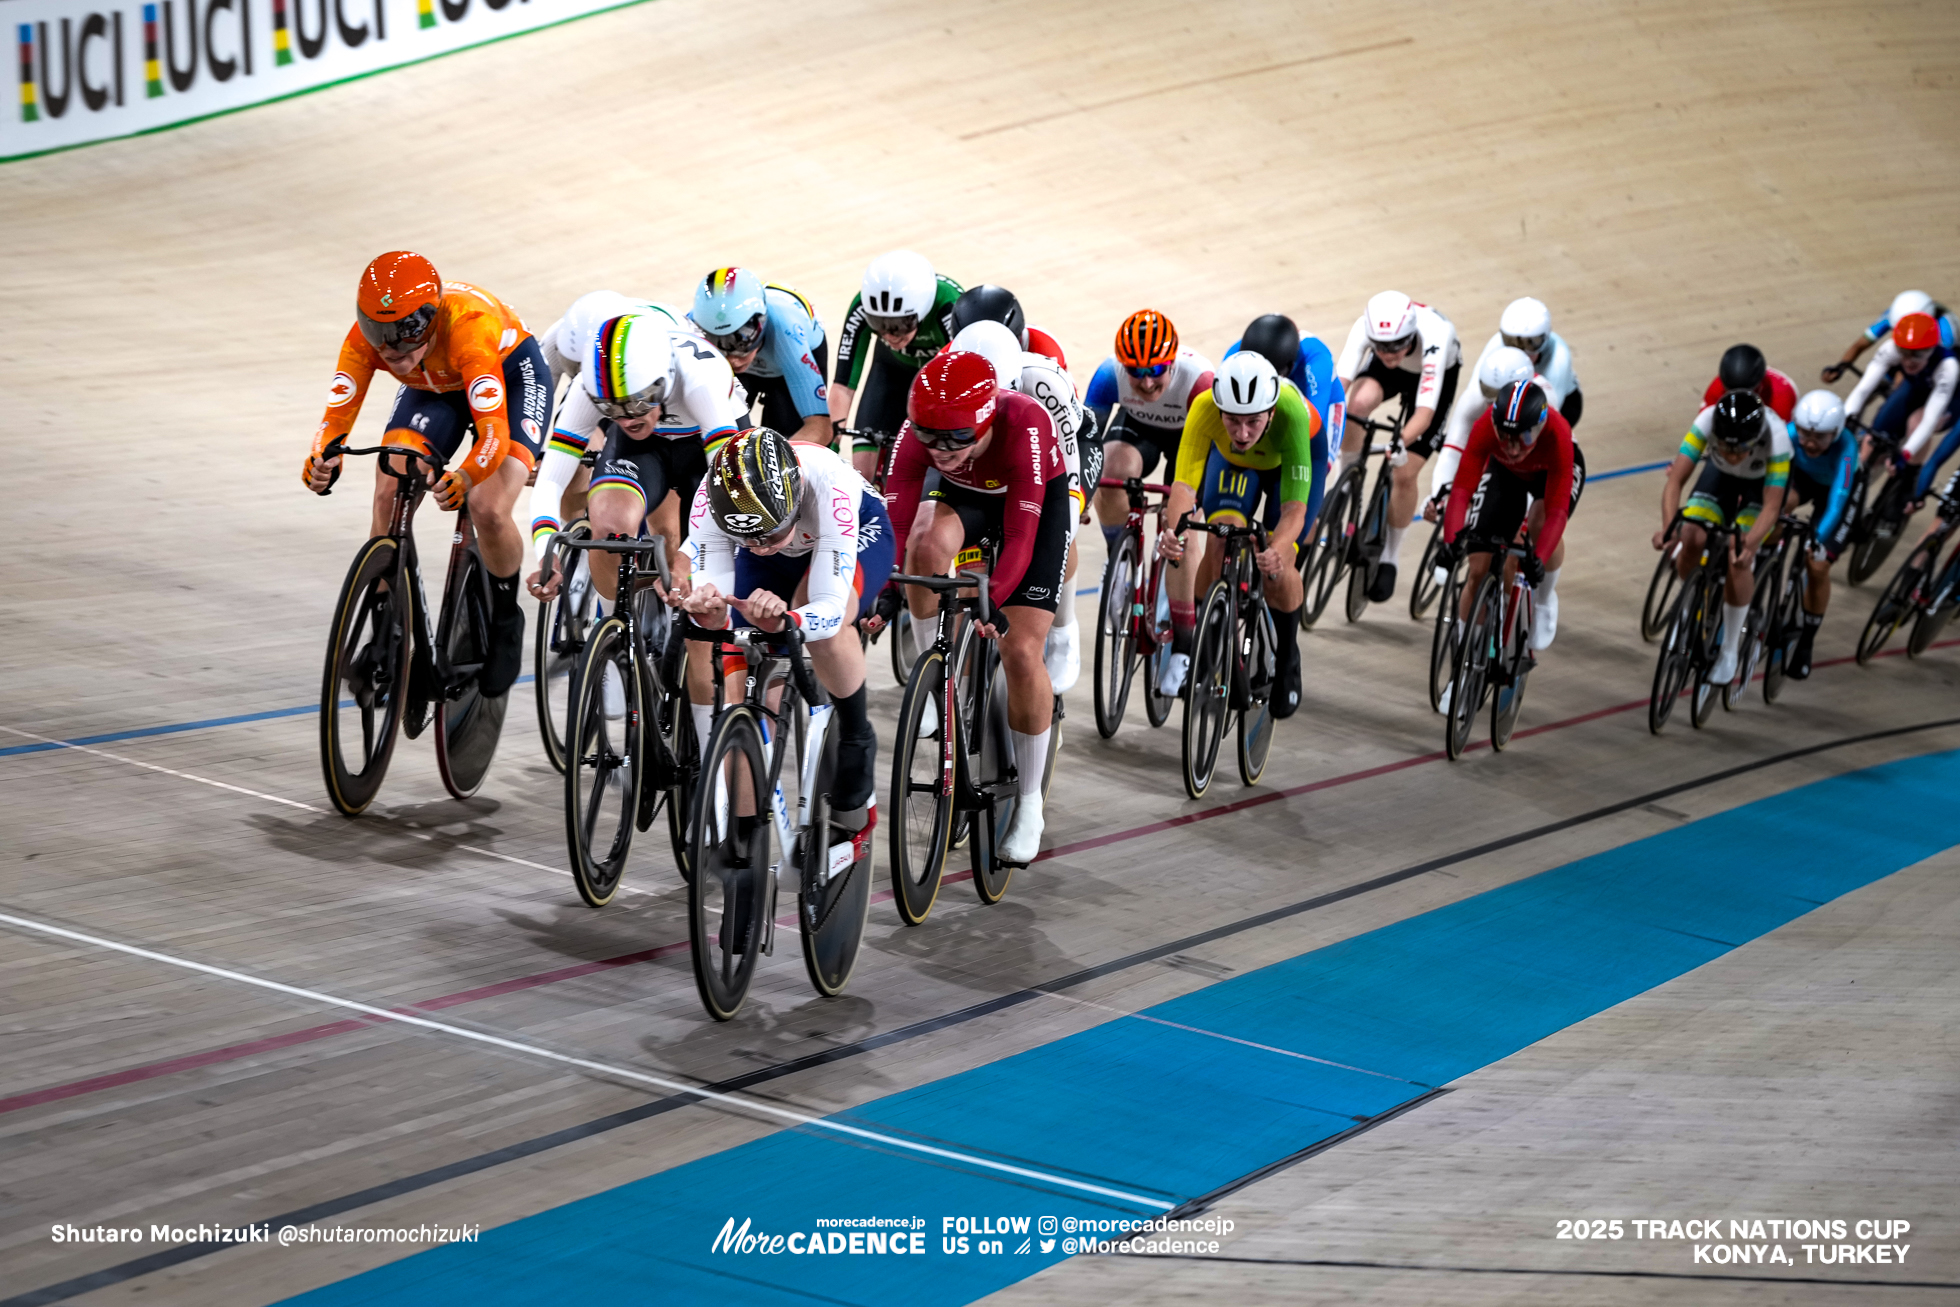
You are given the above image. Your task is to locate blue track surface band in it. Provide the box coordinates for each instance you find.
[278,746,1960,1307]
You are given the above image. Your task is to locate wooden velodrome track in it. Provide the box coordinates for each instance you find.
[4,1,1960,1303]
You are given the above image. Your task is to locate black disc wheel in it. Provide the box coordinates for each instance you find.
[1908,549,1960,656]
[1428,558,1464,712]
[533,529,595,774]
[1641,542,1683,642]
[688,706,772,1022]
[798,718,872,998]
[1301,469,1360,627]
[1848,472,1912,584]
[434,550,508,800]
[1859,555,1924,665]
[971,656,1017,905]
[1762,560,1802,704]
[1344,479,1389,624]
[1490,589,1530,751]
[564,617,641,908]
[1180,582,1234,799]
[1409,519,1447,620]
[889,647,954,925]
[1446,576,1497,761]
[1093,531,1142,738]
[1236,603,1277,786]
[320,537,410,817]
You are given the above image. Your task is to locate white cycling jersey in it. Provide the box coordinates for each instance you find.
[1336,303,1462,411]
[1007,352,1085,522]
[528,314,747,557]
[1846,338,1960,460]
[686,443,873,641]
[1431,332,1578,495]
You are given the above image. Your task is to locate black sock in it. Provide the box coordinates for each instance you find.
[1801,609,1824,632]
[1271,605,1301,675]
[833,681,872,741]
[489,570,520,623]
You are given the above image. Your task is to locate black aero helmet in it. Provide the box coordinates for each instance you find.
[1240,314,1301,375]
[706,427,802,539]
[1491,380,1549,441]
[1711,389,1764,448]
[1719,343,1767,393]
[948,284,1025,340]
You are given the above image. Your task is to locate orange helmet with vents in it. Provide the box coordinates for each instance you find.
[1114,309,1179,375]
[356,251,442,351]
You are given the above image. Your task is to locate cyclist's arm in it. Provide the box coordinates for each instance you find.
[1746,430,1792,552]
[670,340,746,447]
[309,330,382,456]
[1817,435,1857,541]
[882,427,928,561]
[1172,398,1218,495]
[1407,317,1457,439]
[1442,419,1493,542]
[1334,316,1369,385]
[1083,358,1120,431]
[1532,417,1577,562]
[686,481,738,625]
[1273,386,1324,530]
[528,435,586,559]
[1541,336,1578,405]
[827,295,871,423]
[1844,342,1894,415]
[1903,357,1960,462]
[1432,384,1485,495]
[991,410,1062,599]
[451,324,515,486]
[792,478,860,640]
[768,298,831,424]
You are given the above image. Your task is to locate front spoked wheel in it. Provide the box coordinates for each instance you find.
[534,530,594,773]
[1641,542,1683,642]
[1428,557,1464,712]
[1648,594,1691,735]
[1409,518,1447,620]
[889,647,954,925]
[1142,563,1177,728]
[1859,555,1924,665]
[434,548,508,799]
[1301,470,1359,627]
[1093,532,1141,738]
[564,617,641,907]
[1490,587,1530,751]
[1181,582,1233,799]
[688,706,772,1022]
[320,537,410,816]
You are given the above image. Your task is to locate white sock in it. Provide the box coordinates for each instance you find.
[1012,727,1051,798]
[691,702,713,761]
[1054,594,1077,629]
[1721,603,1749,655]
[1338,446,1363,474]
[1534,567,1560,601]
[1383,525,1408,568]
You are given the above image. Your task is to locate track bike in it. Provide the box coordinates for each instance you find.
[318,441,510,815]
[680,620,875,1021]
[887,566,1063,924]
[1443,541,1537,760]
[548,532,694,907]
[1180,518,1281,799]
[533,520,599,775]
[1092,475,1178,738]
[1845,418,1921,585]
[1648,519,1740,734]
[1301,411,1407,625]
[1641,511,1689,643]
[1857,490,1960,664]
[1415,495,1469,711]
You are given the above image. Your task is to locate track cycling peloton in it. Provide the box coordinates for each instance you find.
[299,241,1960,1023]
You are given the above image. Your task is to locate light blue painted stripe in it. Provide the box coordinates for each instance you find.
[282,747,1960,1307]
[1590,458,1671,482]
[0,678,536,758]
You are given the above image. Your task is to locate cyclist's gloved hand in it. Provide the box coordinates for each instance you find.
[1821,362,1846,383]
[874,578,904,625]
[1520,553,1546,588]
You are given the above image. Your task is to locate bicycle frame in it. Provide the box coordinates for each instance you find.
[1099,476,1174,656]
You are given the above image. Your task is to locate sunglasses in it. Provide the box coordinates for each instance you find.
[1900,347,1936,363]
[1123,362,1171,379]
[1502,333,1547,356]
[706,315,766,355]
[1373,335,1418,356]
[866,313,919,337]
[358,303,439,352]
[593,379,668,422]
[1495,420,1542,447]
[913,424,979,452]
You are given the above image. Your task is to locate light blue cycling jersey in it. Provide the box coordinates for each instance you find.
[741,283,829,420]
[1222,333,1343,527]
[1865,306,1957,349]
[1785,424,1857,541]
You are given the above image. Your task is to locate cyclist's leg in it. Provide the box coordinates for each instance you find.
[1522,445,1584,650]
[809,493,897,814]
[852,347,911,481]
[371,386,467,537]
[1340,369,1390,471]
[584,431,663,604]
[1710,480,1762,682]
[996,476,1071,864]
[905,479,983,621]
[1245,468,1307,717]
[1678,464,1728,581]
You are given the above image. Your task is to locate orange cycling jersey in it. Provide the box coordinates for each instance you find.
[311,281,533,484]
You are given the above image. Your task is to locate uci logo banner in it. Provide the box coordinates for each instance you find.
[6,0,648,159]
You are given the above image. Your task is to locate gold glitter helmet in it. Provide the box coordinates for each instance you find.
[706,427,802,540]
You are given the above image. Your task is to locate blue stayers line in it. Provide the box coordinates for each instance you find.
[281,746,1960,1307]
[1589,458,1671,482]
[0,678,537,759]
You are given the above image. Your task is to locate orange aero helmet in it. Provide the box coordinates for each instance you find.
[356,251,443,352]
[1895,312,1940,353]
[1115,309,1179,374]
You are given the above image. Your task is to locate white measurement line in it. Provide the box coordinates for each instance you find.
[0,725,632,895]
[0,907,1172,1211]
[1034,988,1429,1086]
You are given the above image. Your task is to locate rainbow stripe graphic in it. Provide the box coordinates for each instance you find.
[271,0,293,65]
[142,5,162,97]
[592,316,634,405]
[418,0,436,30]
[16,25,37,123]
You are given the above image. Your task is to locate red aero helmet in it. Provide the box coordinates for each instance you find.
[356,251,442,351]
[1895,312,1940,352]
[908,349,999,444]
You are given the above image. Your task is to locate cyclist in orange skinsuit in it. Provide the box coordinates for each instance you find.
[302,251,553,696]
